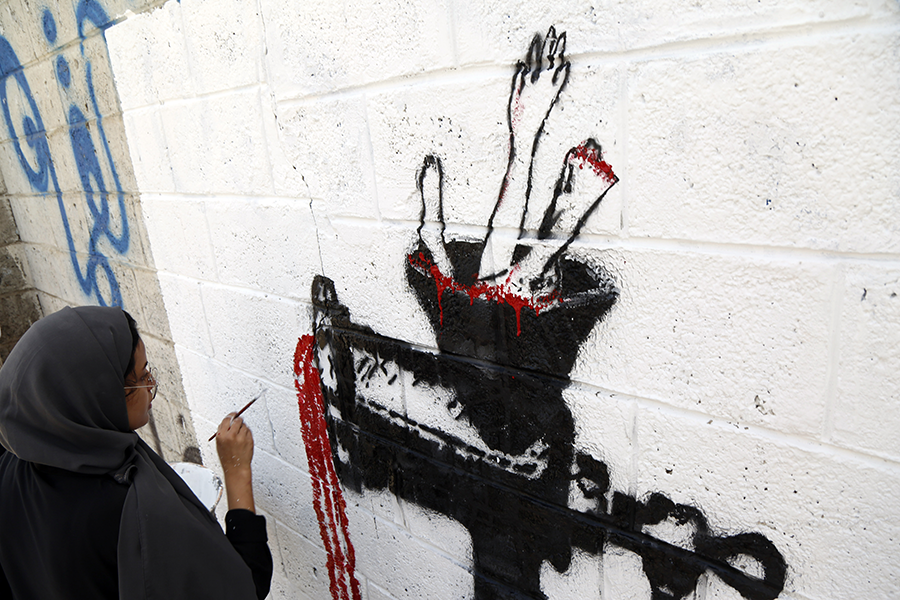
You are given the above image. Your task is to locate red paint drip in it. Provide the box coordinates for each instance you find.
[408,253,560,335]
[570,143,617,182]
[294,335,362,600]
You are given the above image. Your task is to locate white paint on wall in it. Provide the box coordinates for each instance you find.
[103,0,900,598]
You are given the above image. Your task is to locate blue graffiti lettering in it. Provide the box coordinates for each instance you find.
[0,3,127,307]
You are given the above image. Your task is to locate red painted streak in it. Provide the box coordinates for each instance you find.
[294,335,362,600]
[408,253,560,335]
[570,143,617,182]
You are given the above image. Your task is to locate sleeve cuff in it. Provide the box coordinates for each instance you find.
[225,509,268,544]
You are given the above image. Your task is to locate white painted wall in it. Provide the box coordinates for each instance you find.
[89,0,900,598]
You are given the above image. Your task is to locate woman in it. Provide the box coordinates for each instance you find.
[0,306,272,599]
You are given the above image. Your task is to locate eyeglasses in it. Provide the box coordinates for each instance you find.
[124,366,158,400]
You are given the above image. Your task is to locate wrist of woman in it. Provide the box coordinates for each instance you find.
[223,468,256,513]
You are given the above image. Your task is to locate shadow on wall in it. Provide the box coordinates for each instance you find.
[0,0,128,307]
[0,197,42,364]
[294,27,788,600]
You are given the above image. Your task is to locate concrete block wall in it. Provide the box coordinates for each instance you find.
[0,0,198,462]
[1,0,897,598]
[0,190,41,366]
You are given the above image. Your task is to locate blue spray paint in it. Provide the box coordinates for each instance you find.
[0,3,126,306]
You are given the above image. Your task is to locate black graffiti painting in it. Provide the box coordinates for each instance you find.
[301,27,787,600]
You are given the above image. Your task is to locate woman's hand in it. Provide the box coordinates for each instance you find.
[215,414,256,513]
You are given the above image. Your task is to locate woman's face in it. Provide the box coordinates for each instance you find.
[124,339,152,430]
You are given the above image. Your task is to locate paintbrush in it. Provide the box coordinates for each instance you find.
[208,394,261,441]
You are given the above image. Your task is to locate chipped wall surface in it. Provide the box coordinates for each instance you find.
[2,0,899,598]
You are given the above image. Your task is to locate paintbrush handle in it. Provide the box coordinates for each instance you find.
[207,396,260,441]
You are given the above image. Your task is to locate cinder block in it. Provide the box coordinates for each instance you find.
[174,349,217,440]
[365,75,509,226]
[139,195,217,280]
[832,264,900,459]
[36,0,79,57]
[258,508,286,579]
[159,90,274,196]
[85,0,134,25]
[273,94,378,218]
[0,0,43,65]
[91,112,139,196]
[205,197,322,300]
[7,195,61,248]
[0,198,17,243]
[451,2,623,67]
[131,266,172,339]
[76,33,121,121]
[143,337,191,414]
[105,0,194,110]
[275,521,333,600]
[0,143,36,196]
[366,581,398,600]
[265,383,311,473]
[256,90,306,201]
[566,384,635,494]
[43,114,133,200]
[540,547,603,600]
[108,258,141,315]
[156,272,214,355]
[267,572,315,600]
[141,337,196,451]
[44,127,80,194]
[179,0,263,95]
[0,289,40,353]
[575,248,834,437]
[0,246,27,295]
[452,0,896,67]
[52,192,94,257]
[602,547,653,600]
[200,283,304,387]
[155,99,214,195]
[259,0,454,100]
[343,487,407,533]
[635,405,900,600]
[21,57,67,134]
[398,497,472,566]
[627,30,900,253]
[316,218,437,348]
[618,0,892,53]
[20,243,93,304]
[124,194,156,270]
[172,346,274,456]
[255,451,323,543]
[121,108,176,193]
[35,290,69,315]
[347,501,474,600]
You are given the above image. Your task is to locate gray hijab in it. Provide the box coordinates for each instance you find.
[0,306,257,599]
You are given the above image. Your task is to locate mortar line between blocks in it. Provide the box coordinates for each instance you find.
[268,15,898,107]
[195,272,217,360]
[255,86,278,198]
[617,57,629,239]
[159,270,316,306]
[629,397,639,499]
[176,344,297,397]
[574,381,900,474]
[317,215,900,263]
[362,92,383,223]
[119,81,269,114]
[821,264,844,443]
